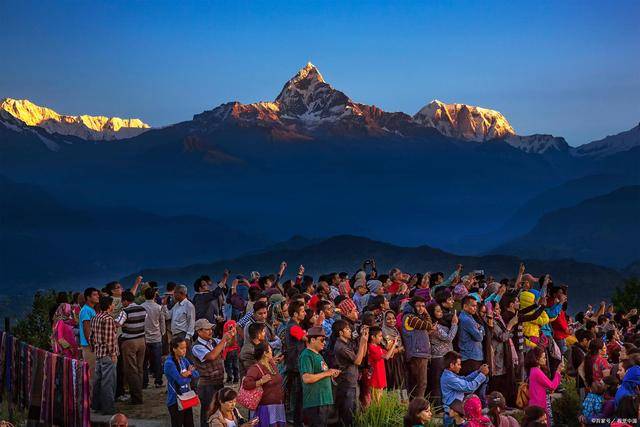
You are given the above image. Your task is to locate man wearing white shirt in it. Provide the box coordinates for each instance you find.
[163,285,195,342]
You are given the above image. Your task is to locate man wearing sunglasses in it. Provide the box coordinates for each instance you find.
[299,327,341,427]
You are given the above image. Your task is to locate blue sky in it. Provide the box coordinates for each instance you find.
[2,0,639,145]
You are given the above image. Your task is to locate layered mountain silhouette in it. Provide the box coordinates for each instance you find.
[450,173,640,254]
[1,62,639,270]
[492,186,640,268]
[0,175,268,288]
[120,234,624,310]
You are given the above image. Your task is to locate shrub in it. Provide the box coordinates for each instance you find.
[612,277,640,312]
[552,376,581,427]
[355,389,407,427]
[354,389,441,427]
[11,290,58,350]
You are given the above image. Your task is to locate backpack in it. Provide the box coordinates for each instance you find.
[516,382,529,409]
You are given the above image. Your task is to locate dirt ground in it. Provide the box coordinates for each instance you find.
[106,381,242,426]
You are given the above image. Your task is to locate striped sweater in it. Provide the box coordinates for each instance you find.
[118,303,147,341]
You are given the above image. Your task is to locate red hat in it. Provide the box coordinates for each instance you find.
[338,298,357,314]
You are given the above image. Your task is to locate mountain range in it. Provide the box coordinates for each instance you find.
[0,98,150,141]
[1,62,639,289]
[2,63,637,156]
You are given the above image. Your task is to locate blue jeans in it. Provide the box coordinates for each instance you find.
[92,356,116,414]
[144,342,163,386]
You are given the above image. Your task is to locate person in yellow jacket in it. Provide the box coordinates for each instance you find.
[519,290,549,348]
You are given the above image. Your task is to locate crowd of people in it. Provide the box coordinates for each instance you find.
[46,260,640,427]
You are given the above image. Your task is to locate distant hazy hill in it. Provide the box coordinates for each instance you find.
[121,234,623,310]
[623,260,640,278]
[493,186,640,268]
[450,173,640,254]
[0,175,268,289]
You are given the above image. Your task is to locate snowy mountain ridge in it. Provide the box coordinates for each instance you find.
[0,98,150,141]
[3,64,638,156]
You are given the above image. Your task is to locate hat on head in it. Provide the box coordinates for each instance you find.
[307,326,326,338]
[269,293,285,304]
[195,318,214,331]
[338,297,357,314]
[484,282,501,296]
[449,399,464,415]
[367,280,383,294]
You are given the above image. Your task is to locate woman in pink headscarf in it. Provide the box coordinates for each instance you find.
[464,395,492,427]
[51,303,79,359]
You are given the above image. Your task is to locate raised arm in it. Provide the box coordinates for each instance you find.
[449,371,487,392]
[383,337,398,360]
[514,263,525,289]
[354,328,369,366]
[405,314,433,331]
[130,275,143,295]
[531,367,561,391]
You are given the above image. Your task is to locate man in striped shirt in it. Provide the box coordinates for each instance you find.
[116,291,147,404]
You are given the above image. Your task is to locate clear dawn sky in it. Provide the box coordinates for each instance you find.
[2,0,639,145]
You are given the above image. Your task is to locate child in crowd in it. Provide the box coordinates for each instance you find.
[581,379,605,425]
[367,326,397,402]
[223,320,240,383]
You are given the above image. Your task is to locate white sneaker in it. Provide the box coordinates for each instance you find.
[117,394,130,402]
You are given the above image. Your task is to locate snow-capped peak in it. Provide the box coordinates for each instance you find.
[413,99,516,142]
[0,98,150,141]
[273,62,353,124]
[506,134,569,154]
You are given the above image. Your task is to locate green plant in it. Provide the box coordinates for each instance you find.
[612,277,640,312]
[0,399,26,426]
[354,390,442,427]
[355,389,407,427]
[552,376,581,427]
[11,290,58,350]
